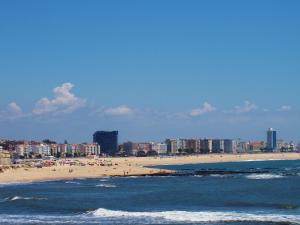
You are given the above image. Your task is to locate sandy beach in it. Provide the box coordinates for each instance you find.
[1,152,300,183]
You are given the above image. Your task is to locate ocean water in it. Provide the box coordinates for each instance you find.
[0,160,300,225]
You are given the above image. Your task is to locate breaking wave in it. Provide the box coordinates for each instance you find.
[1,196,47,202]
[0,209,299,224]
[95,184,117,188]
[90,208,300,224]
[245,174,285,180]
[0,215,83,224]
[0,182,32,188]
[65,181,80,184]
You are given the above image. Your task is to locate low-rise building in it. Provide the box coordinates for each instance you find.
[79,143,101,156]
[236,141,250,153]
[123,142,152,156]
[0,149,11,165]
[249,141,265,152]
[150,142,167,155]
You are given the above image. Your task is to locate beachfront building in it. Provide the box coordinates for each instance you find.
[267,128,277,151]
[15,144,25,157]
[15,142,39,158]
[200,139,212,154]
[41,144,51,156]
[30,144,51,157]
[165,139,199,154]
[66,144,79,157]
[56,144,68,157]
[224,139,237,153]
[165,139,180,154]
[123,142,152,156]
[236,141,250,153]
[248,141,265,152]
[79,143,101,156]
[50,143,101,157]
[93,131,118,156]
[0,149,11,165]
[150,142,168,155]
[178,139,188,151]
[212,139,224,153]
[123,142,167,156]
[50,144,59,156]
[123,142,135,155]
[277,141,295,152]
[185,139,200,153]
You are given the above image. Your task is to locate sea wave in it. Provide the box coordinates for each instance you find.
[0,182,33,187]
[95,184,117,188]
[1,196,47,202]
[240,159,285,162]
[245,174,284,180]
[209,174,227,178]
[0,210,300,224]
[65,181,80,184]
[194,175,203,177]
[0,215,85,224]
[90,208,300,223]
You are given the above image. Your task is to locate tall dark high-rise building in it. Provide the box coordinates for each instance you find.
[267,128,277,151]
[93,131,118,156]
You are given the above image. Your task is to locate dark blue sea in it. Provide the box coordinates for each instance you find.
[1,160,300,225]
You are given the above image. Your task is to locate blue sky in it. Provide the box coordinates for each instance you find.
[0,0,299,143]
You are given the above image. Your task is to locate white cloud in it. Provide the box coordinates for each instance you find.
[0,102,25,120]
[190,102,216,116]
[104,106,133,116]
[234,101,257,113]
[7,102,23,116]
[277,105,292,112]
[33,82,86,115]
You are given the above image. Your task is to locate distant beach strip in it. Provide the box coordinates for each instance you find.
[1,153,300,183]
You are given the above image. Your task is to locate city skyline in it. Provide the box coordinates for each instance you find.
[1,128,297,160]
[1,1,300,143]
[0,128,293,148]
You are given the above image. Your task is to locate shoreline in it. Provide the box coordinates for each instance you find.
[1,152,300,184]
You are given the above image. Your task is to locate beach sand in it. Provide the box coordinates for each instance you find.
[1,152,300,183]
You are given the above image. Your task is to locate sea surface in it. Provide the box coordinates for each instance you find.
[1,159,300,225]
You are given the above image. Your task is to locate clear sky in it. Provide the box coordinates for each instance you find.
[0,0,299,143]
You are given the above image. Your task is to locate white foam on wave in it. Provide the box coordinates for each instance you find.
[95,184,117,188]
[245,174,284,180]
[0,215,84,224]
[2,196,48,202]
[240,159,285,162]
[0,210,300,224]
[91,208,300,224]
[119,176,140,179]
[0,182,33,187]
[65,181,80,184]
[194,175,203,177]
[209,174,226,178]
